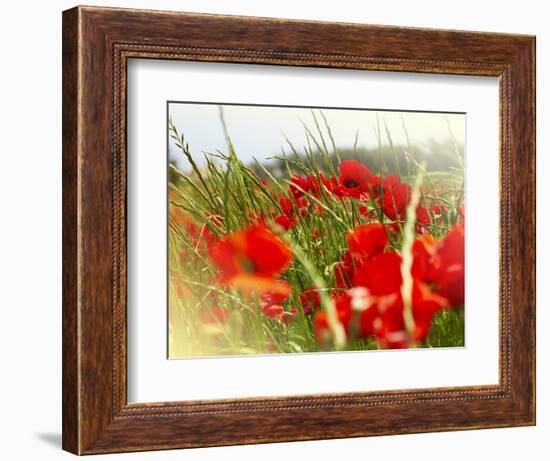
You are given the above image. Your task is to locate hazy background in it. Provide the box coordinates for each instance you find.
[168,102,465,173]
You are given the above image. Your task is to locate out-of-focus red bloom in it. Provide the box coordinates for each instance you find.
[353,252,403,296]
[313,276,447,348]
[279,197,294,215]
[308,173,336,198]
[411,281,450,341]
[289,174,336,199]
[279,196,309,216]
[351,280,447,348]
[200,306,232,325]
[411,234,437,279]
[274,195,309,231]
[299,287,321,314]
[384,222,401,235]
[262,304,297,324]
[430,202,447,217]
[430,224,465,306]
[313,292,353,345]
[169,204,201,237]
[325,175,339,193]
[357,205,378,222]
[289,175,310,199]
[334,251,361,289]
[352,251,449,347]
[260,289,297,322]
[208,225,292,295]
[262,303,285,319]
[199,305,232,340]
[457,204,465,223]
[358,205,368,218]
[171,275,191,300]
[283,308,298,324]
[170,205,220,248]
[376,175,412,221]
[260,290,289,308]
[410,226,464,307]
[416,206,431,232]
[428,203,445,227]
[274,214,295,231]
[347,223,388,261]
[336,160,374,199]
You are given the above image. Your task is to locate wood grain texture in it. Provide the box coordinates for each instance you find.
[62,5,536,455]
[62,7,80,454]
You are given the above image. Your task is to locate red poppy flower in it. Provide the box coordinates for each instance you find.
[357,205,378,221]
[289,175,310,199]
[369,303,408,348]
[283,308,298,324]
[260,290,290,308]
[313,293,353,345]
[208,225,292,295]
[411,281,450,341]
[274,214,295,231]
[411,234,437,280]
[261,289,297,321]
[262,303,285,319]
[279,197,294,215]
[344,284,406,347]
[457,205,465,223]
[334,251,361,289]
[377,176,412,221]
[353,252,403,295]
[384,222,401,235]
[430,202,447,216]
[342,287,381,337]
[347,223,388,261]
[307,173,335,198]
[357,281,448,348]
[262,304,297,324]
[279,196,309,216]
[337,160,374,199]
[416,206,431,231]
[430,224,465,306]
[274,194,310,231]
[352,251,449,347]
[299,287,321,314]
[290,174,336,199]
[320,174,339,195]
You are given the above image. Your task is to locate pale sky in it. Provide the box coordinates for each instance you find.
[168,103,465,171]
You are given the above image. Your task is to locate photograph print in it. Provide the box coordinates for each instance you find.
[167,102,465,358]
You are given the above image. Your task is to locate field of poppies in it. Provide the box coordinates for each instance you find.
[168,109,465,358]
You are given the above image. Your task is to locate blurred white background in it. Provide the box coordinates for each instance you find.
[0,1,545,460]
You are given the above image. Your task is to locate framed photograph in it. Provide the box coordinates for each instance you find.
[62,6,535,455]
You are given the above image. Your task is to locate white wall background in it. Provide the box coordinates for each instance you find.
[0,1,545,459]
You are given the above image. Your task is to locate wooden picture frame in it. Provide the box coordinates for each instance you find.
[62,5,536,455]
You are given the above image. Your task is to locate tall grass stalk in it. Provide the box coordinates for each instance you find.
[400,166,425,346]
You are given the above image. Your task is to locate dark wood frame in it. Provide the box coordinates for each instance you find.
[62,5,536,455]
